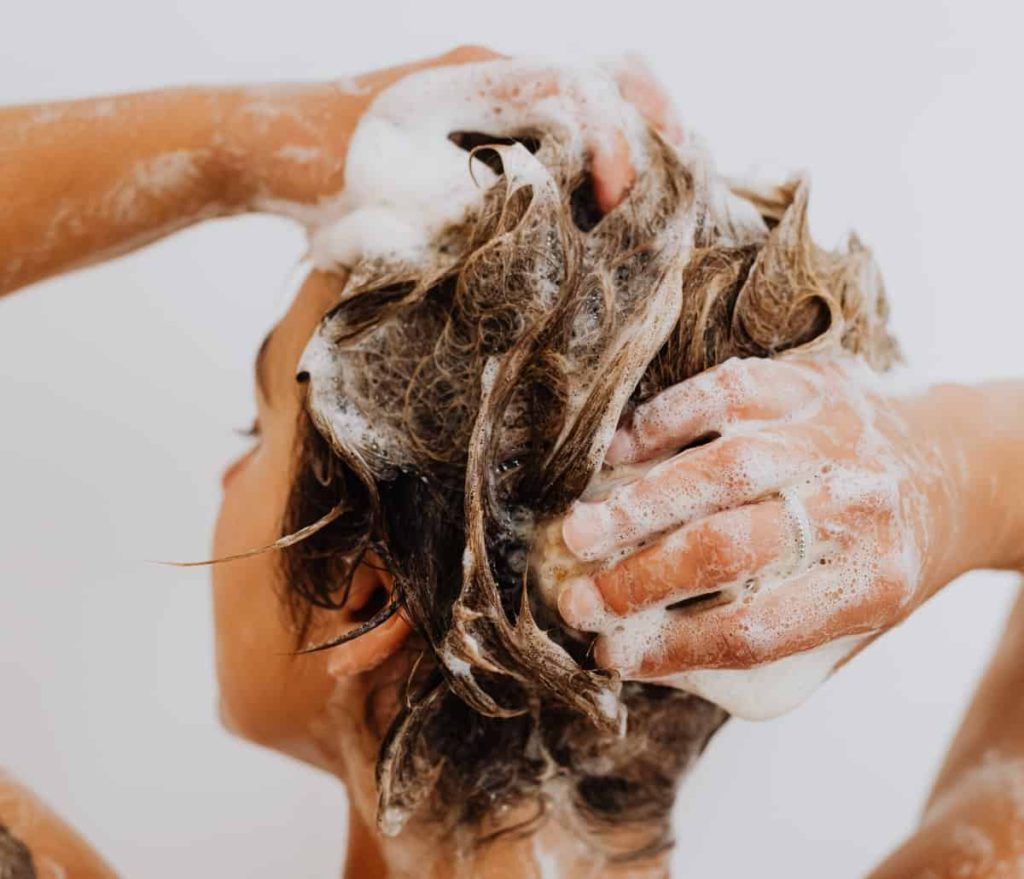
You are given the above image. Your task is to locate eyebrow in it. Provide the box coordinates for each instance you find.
[254,330,274,404]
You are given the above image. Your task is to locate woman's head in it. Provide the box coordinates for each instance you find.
[211,120,898,857]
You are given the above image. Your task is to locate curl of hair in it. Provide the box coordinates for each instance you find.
[281,129,898,854]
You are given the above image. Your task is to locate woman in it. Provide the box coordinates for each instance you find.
[1,46,1022,878]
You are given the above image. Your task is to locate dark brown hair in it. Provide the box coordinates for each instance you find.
[280,126,898,856]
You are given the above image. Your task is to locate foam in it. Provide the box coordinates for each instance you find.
[648,635,864,719]
[530,354,940,719]
[285,59,933,723]
[263,58,654,270]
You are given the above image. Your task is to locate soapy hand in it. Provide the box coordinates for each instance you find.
[224,46,503,208]
[473,53,682,213]
[557,355,966,680]
[227,47,680,216]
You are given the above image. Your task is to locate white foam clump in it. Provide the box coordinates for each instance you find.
[295,58,658,459]
[282,58,653,269]
[649,635,864,720]
[578,592,863,720]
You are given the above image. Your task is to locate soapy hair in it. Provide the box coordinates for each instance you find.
[280,128,899,856]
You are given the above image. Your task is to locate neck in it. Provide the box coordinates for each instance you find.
[343,802,671,879]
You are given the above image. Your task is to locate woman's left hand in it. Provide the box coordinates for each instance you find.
[1,47,675,295]
[226,50,682,215]
[556,354,985,678]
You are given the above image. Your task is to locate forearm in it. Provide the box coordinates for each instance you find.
[931,585,1024,797]
[967,380,1024,573]
[0,82,363,296]
[1,88,238,294]
[869,585,1024,878]
[0,47,501,297]
[901,378,1024,596]
[868,386,1024,878]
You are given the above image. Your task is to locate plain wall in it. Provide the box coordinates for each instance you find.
[1,1,1022,876]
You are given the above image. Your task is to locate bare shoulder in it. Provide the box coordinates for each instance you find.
[0,771,118,879]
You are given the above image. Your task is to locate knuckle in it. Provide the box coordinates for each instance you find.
[714,356,751,392]
[709,436,739,470]
[715,620,761,666]
[690,526,733,578]
[776,358,817,393]
[873,566,912,618]
[640,379,693,423]
[631,405,661,446]
[710,435,757,477]
[599,565,639,613]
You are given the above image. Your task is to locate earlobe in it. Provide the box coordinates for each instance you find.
[325,610,413,678]
[322,558,413,679]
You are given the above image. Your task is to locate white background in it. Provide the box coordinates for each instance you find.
[2,1,1022,876]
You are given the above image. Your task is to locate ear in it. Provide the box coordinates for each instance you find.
[322,555,413,679]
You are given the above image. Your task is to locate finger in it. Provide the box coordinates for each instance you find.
[596,562,895,675]
[583,500,793,618]
[606,357,819,467]
[564,430,813,561]
[591,128,636,213]
[470,61,644,214]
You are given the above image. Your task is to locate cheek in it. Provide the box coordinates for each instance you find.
[211,447,334,754]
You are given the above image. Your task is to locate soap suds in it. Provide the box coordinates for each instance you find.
[261,59,655,271]
[531,355,943,719]
[108,150,203,221]
[289,56,920,728]
[649,635,864,719]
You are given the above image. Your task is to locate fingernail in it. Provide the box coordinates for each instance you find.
[562,503,611,560]
[558,576,603,629]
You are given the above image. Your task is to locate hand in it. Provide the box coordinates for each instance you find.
[221,45,502,208]
[556,354,971,678]
[224,49,683,215]
[477,53,683,212]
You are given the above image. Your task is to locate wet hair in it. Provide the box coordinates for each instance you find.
[280,127,898,856]
[0,824,36,879]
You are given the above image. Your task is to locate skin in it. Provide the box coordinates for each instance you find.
[557,357,1024,677]
[0,47,680,878]
[868,588,1024,877]
[2,44,1023,879]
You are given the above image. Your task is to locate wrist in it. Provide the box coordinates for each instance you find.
[914,380,1024,582]
[215,82,359,212]
[970,380,1024,572]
